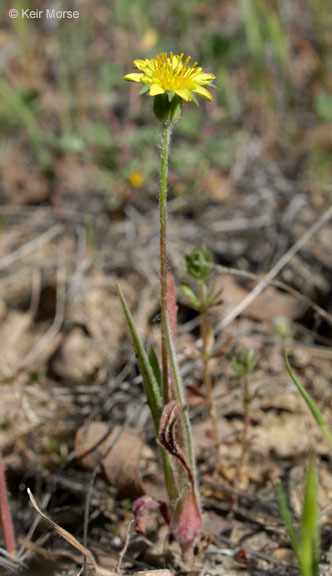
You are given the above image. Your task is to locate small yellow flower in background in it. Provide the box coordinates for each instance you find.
[125,52,215,102]
[141,29,158,50]
[129,171,144,188]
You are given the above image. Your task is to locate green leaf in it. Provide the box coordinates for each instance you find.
[139,85,150,95]
[148,346,162,392]
[285,353,332,454]
[169,95,183,123]
[117,284,178,506]
[185,246,213,281]
[275,483,299,555]
[117,283,162,430]
[314,90,332,123]
[299,459,320,576]
[232,347,258,376]
[190,93,199,107]
[181,283,201,309]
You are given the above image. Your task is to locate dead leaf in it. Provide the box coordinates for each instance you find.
[75,423,145,499]
[158,401,193,486]
[27,489,117,576]
[203,171,235,203]
[214,275,306,321]
[186,385,207,407]
[28,489,98,572]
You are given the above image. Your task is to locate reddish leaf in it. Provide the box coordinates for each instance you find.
[158,401,193,486]
[132,495,162,534]
[172,488,202,549]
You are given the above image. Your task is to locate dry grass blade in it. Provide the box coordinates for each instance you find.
[0,224,62,272]
[27,489,117,576]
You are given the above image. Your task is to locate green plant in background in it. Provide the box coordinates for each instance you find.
[276,457,320,576]
[275,354,332,575]
[182,246,224,474]
[119,53,215,558]
[238,0,290,88]
[284,353,332,454]
[272,316,293,344]
[232,346,257,475]
[305,0,332,69]
[0,78,50,168]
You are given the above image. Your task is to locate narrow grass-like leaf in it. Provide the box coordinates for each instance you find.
[117,283,162,430]
[0,79,50,168]
[285,353,332,454]
[148,345,162,392]
[181,283,200,309]
[117,284,178,502]
[299,459,320,576]
[275,483,299,555]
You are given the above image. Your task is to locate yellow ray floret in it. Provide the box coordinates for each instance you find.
[125,52,215,102]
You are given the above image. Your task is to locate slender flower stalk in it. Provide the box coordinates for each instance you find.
[159,121,172,403]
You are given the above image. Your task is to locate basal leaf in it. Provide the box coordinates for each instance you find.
[117,283,162,430]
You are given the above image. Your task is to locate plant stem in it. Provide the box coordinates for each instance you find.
[0,453,16,556]
[160,121,171,404]
[239,374,250,472]
[199,282,222,473]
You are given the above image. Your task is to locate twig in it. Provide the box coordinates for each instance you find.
[212,263,332,326]
[210,214,273,233]
[5,246,66,378]
[0,224,62,272]
[116,520,133,575]
[215,204,332,333]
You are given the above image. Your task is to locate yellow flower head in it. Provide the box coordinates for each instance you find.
[129,171,144,188]
[125,52,215,102]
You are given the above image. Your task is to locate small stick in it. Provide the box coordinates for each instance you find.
[0,224,62,272]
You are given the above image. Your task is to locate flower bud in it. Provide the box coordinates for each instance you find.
[185,246,213,281]
[232,347,257,376]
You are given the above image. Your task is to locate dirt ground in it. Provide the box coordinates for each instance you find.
[0,149,332,575]
[1,1,332,573]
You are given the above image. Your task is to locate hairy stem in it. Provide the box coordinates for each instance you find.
[160,121,172,404]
